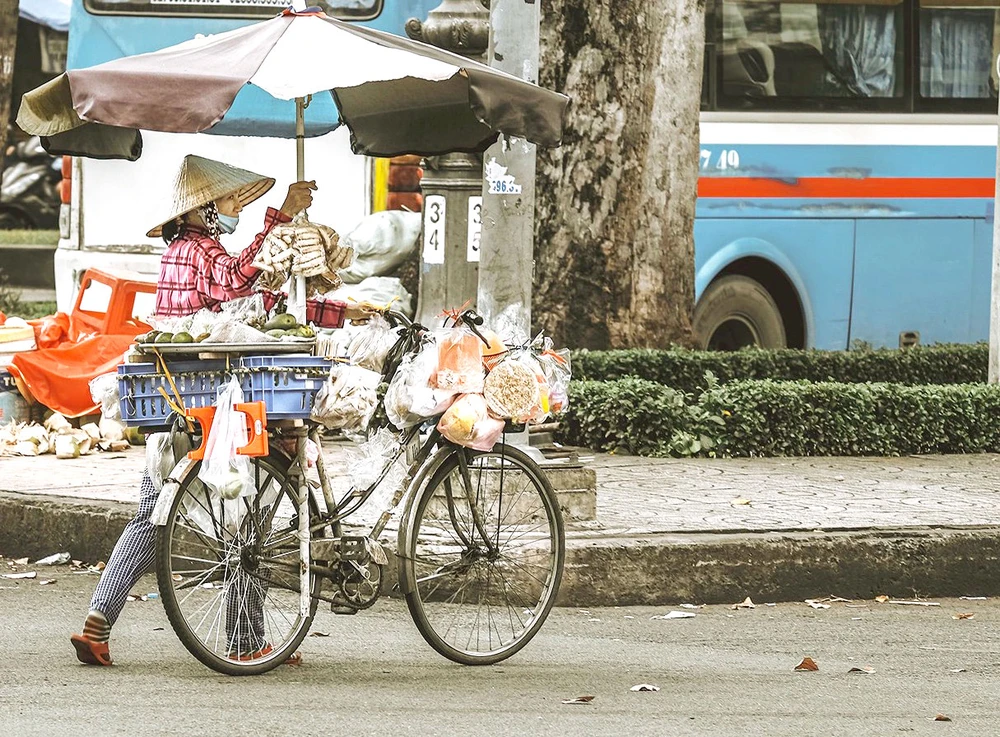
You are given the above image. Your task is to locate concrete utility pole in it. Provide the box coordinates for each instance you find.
[991,95,1000,381]
[475,0,539,339]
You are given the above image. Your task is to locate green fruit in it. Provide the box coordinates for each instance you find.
[263,313,299,331]
[195,332,211,343]
[298,325,315,338]
[266,329,286,338]
[172,332,194,344]
[138,331,160,343]
[154,332,174,344]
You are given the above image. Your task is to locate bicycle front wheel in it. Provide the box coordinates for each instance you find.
[155,451,319,676]
[399,443,565,665]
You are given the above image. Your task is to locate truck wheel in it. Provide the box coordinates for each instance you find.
[693,275,787,350]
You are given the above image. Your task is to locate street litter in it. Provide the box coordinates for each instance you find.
[13,557,28,565]
[806,600,831,610]
[731,497,751,506]
[651,611,697,620]
[588,618,602,622]
[933,714,952,722]
[960,596,987,601]
[848,667,876,674]
[732,597,756,610]
[794,657,819,671]
[630,684,661,692]
[561,696,595,704]
[147,592,159,600]
[889,600,940,607]
[949,669,966,673]
[953,613,975,620]
[3,572,37,579]
[127,594,148,602]
[623,616,635,620]
[875,595,890,603]
[35,552,71,566]
[0,416,129,458]
[679,603,702,609]
[309,631,331,637]
[39,579,56,585]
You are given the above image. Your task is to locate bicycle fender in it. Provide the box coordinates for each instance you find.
[151,457,194,526]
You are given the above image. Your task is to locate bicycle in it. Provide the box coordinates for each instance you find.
[151,309,566,675]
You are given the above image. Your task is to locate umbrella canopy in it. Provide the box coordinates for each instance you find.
[16,9,569,161]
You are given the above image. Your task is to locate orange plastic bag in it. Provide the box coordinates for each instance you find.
[432,328,485,394]
[29,312,71,349]
[437,394,505,451]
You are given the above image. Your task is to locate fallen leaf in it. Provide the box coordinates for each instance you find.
[309,631,331,637]
[960,596,986,601]
[806,601,831,610]
[794,657,819,672]
[651,611,697,620]
[848,666,876,674]
[38,579,56,586]
[2,572,37,580]
[934,714,952,722]
[153,627,164,631]
[953,613,975,620]
[562,696,595,705]
[732,597,756,610]
[875,595,890,603]
[630,684,661,692]
[889,600,940,607]
[731,498,752,506]
[14,557,28,565]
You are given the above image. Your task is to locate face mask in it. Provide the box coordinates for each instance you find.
[217,212,239,234]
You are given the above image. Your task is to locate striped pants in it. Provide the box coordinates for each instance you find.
[89,470,267,651]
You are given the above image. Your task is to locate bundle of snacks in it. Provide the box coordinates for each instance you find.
[432,328,485,394]
[252,216,354,296]
[347,314,398,372]
[437,394,505,451]
[384,343,457,428]
[483,352,549,423]
[310,364,382,432]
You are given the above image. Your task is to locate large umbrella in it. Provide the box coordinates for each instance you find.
[16,7,569,162]
[17,6,568,319]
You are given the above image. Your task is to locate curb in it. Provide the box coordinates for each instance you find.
[4,492,1000,606]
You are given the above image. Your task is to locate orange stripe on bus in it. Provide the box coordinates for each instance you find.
[697,177,996,199]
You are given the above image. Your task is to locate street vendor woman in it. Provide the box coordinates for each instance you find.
[70,155,373,667]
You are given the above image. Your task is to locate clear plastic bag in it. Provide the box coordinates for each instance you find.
[88,372,122,423]
[197,377,253,501]
[432,327,485,393]
[437,393,505,451]
[310,364,382,432]
[346,313,398,372]
[484,352,550,423]
[539,346,571,414]
[146,424,193,493]
[385,342,457,428]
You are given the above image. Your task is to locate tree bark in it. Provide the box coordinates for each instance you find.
[535,0,705,349]
[0,3,19,172]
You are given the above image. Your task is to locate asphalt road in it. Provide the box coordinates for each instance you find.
[2,569,999,737]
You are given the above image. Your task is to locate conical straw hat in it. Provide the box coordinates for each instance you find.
[147,155,275,238]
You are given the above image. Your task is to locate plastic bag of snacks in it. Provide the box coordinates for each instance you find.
[385,343,457,428]
[537,345,571,413]
[347,313,398,372]
[310,364,382,432]
[483,352,550,423]
[432,328,485,393]
[437,393,505,451]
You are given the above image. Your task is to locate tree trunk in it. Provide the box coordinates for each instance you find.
[535,0,705,349]
[0,4,19,172]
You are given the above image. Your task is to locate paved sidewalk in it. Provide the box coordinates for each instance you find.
[3,447,1000,605]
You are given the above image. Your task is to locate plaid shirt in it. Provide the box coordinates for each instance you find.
[156,207,347,329]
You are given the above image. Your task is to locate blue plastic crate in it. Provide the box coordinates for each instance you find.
[117,360,234,429]
[239,355,333,420]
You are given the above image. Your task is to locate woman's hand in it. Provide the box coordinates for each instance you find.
[279,180,317,218]
[345,302,379,325]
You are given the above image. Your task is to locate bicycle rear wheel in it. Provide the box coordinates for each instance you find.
[155,451,319,676]
[399,443,565,665]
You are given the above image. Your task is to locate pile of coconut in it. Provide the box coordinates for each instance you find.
[0,413,130,458]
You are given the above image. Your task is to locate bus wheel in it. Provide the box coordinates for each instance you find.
[693,275,787,350]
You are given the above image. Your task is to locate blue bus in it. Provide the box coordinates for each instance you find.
[53,0,435,312]
[695,0,998,350]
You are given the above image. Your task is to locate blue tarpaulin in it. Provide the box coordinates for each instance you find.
[19,0,71,33]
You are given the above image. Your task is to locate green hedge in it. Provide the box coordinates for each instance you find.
[559,377,1000,458]
[571,344,988,394]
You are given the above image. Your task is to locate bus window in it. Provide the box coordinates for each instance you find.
[717,0,904,109]
[83,0,382,19]
[918,0,999,104]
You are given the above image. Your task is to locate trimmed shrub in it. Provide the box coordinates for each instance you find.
[571,344,988,394]
[559,377,1000,458]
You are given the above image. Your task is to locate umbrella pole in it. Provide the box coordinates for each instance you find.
[288,96,308,324]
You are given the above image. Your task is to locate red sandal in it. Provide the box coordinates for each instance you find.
[70,634,113,666]
[228,643,302,666]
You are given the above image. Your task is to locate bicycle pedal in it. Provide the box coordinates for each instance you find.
[340,536,367,562]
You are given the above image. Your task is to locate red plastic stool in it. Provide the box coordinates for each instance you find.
[69,268,157,341]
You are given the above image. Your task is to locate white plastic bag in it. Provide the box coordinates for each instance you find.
[197,377,253,501]
[310,364,382,432]
[432,327,485,394]
[146,426,194,493]
[346,313,398,372]
[384,343,457,428]
[338,210,421,283]
[88,372,122,422]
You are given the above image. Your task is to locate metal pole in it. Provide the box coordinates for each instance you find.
[475,0,539,339]
[288,96,308,323]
